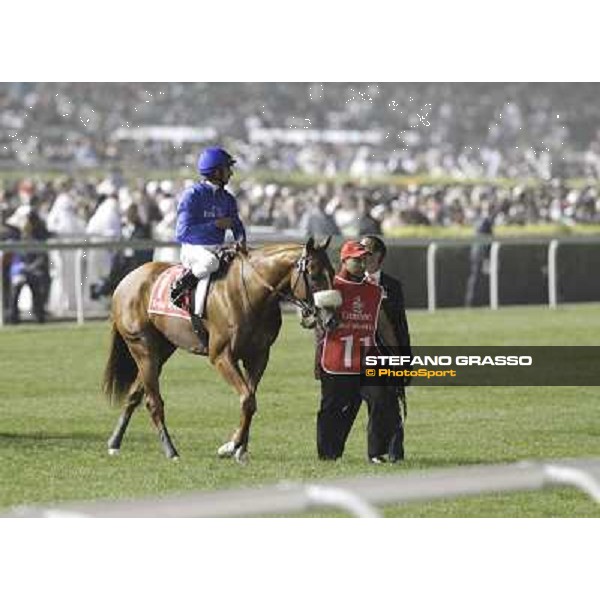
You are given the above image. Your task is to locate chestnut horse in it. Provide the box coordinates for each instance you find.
[102,237,336,462]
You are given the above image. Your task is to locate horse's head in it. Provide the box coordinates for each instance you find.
[291,236,340,332]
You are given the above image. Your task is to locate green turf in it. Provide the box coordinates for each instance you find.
[1,303,599,517]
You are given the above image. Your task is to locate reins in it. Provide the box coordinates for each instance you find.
[239,247,316,316]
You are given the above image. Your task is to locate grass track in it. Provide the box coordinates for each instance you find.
[0,303,599,516]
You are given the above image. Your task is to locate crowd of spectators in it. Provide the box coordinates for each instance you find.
[3,174,599,249]
[2,83,600,178]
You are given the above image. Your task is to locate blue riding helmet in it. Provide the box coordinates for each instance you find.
[197,147,236,176]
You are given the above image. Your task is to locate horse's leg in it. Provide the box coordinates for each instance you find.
[235,347,271,455]
[129,339,179,460]
[143,366,179,460]
[107,381,144,455]
[214,349,255,462]
[107,338,175,456]
[242,346,270,407]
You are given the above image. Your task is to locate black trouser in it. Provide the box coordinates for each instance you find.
[2,263,12,312]
[10,273,50,323]
[363,382,403,460]
[317,373,400,460]
[465,253,487,307]
[387,398,405,461]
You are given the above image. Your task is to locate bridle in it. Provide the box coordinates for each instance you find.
[240,247,321,320]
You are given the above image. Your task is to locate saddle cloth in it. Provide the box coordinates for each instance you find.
[148,250,236,320]
[148,265,193,320]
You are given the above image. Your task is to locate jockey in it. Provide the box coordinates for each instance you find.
[171,146,247,307]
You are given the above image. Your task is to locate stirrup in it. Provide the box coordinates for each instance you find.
[170,270,197,306]
[191,314,208,348]
[170,287,186,307]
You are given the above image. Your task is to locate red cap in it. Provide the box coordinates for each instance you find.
[340,240,370,260]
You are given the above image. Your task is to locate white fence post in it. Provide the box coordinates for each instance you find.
[489,241,501,310]
[548,239,559,309]
[75,249,85,326]
[543,465,600,502]
[427,242,438,312]
[305,485,381,518]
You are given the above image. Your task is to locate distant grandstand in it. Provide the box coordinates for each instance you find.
[2,82,600,178]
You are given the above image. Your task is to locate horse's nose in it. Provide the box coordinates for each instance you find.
[300,314,317,329]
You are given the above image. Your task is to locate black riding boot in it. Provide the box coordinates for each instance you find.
[170,270,199,307]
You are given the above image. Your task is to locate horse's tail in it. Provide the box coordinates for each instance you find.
[103,322,138,405]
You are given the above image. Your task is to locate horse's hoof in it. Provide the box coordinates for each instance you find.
[217,441,236,458]
[108,448,120,456]
[234,447,249,464]
[171,455,180,462]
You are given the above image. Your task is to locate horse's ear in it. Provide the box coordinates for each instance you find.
[305,236,315,252]
[318,236,332,250]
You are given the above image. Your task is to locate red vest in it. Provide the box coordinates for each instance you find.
[321,275,383,374]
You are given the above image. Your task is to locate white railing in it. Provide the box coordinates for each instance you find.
[416,236,600,312]
[3,457,599,518]
[0,236,307,327]
[2,236,600,326]
[0,239,175,327]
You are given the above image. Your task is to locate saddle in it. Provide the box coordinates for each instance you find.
[151,248,238,350]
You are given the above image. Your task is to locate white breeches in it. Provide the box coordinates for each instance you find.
[180,244,219,316]
[180,244,220,278]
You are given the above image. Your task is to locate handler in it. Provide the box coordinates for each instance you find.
[361,234,412,462]
[314,240,400,462]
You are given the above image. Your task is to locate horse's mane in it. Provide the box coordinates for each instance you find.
[229,243,304,271]
[246,243,303,258]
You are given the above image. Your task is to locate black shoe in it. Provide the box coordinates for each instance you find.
[369,455,387,464]
[170,270,198,307]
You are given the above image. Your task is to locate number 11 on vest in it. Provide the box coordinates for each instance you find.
[321,277,383,374]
